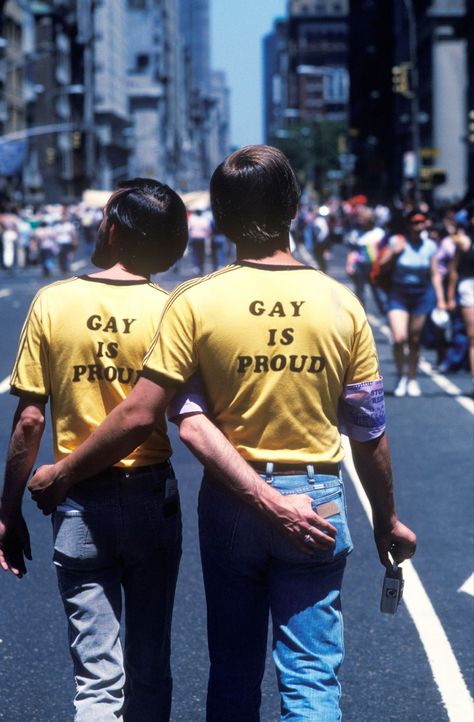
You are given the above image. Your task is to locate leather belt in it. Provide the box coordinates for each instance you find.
[108,460,172,480]
[248,461,340,476]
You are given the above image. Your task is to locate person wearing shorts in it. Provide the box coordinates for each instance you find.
[380,210,445,397]
[448,220,474,396]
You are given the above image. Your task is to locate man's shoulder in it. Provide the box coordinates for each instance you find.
[167,265,242,302]
[32,276,82,304]
[316,271,366,312]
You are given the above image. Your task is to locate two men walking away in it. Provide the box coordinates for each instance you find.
[28,146,415,721]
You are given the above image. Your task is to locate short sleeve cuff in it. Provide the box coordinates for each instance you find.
[10,386,49,404]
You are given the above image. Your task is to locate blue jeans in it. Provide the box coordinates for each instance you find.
[52,462,182,722]
[199,467,352,722]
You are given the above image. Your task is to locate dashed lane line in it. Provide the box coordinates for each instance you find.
[459,573,474,598]
[367,313,474,415]
[0,288,12,298]
[342,435,473,722]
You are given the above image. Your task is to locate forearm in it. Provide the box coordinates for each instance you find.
[349,433,397,531]
[54,378,174,486]
[431,270,445,306]
[1,403,45,515]
[447,269,458,305]
[179,415,299,519]
[57,402,153,485]
[379,246,400,268]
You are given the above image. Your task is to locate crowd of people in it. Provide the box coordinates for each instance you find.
[2,192,473,399]
[0,204,102,276]
[0,202,234,279]
[292,196,474,397]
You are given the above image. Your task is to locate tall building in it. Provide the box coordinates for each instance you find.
[263,19,288,143]
[208,69,230,169]
[262,0,350,192]
[126,0,183,186]
[22,1,84,204]
[349,0,472,204]
[286,0,349,124]
[0,0,231,201]
[467,0,474,197]
[92,0,130,190]
[0,0,31,201]
[348,0,394,201]
[428,0,468,202]
[180,0,217,188]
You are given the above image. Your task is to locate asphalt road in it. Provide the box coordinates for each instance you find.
[0,244,472,721]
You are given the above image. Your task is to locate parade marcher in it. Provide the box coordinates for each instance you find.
[447,213,474,397]
[54,211,78,273]
[1,222,18,271]
[28,146,416,722]
[312,206,330,272]
[345,207,387,314]
[210,217,229,270]
[0,179,189,721]
[380,210,445,397]
[33,220,57,277]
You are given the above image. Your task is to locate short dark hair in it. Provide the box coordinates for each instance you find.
[210,145,300,251]
[105,178,188,274]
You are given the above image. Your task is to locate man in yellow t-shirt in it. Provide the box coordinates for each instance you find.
[29,147,416,722]
[0,179,188,722]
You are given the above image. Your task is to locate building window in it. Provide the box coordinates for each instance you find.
[136,54,150,72]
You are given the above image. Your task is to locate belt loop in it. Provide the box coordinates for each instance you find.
[265,462,274,484]
[306,464,315,483]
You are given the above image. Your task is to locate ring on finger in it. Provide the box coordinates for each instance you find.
[303,534,313,544]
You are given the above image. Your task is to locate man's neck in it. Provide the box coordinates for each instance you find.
[88,263,148,281]
[237,249,303,266]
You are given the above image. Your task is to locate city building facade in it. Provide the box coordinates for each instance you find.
[0,0,230,203]
[263,0,349,192]
[349,0,473,204]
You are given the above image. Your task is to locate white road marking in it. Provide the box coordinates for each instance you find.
[70,259,87,272]
[0,288,12,298]
[0,376,10,394]
[368,313,474,416]
[458,573,474,598]
[342,436,473,722]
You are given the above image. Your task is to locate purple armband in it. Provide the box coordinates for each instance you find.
[166,374,208,423]
[338,378,386,441]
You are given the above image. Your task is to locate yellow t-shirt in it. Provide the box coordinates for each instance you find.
[10,275,171,466]
[142,262,381,464]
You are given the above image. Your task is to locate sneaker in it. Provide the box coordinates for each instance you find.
[394,376,408,397]
[407,379,422,397]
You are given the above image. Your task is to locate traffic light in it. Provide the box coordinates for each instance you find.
[72,131,82,149]
[468,110,474,144]
[420,167,447,187]
[46,147,56,165]
[392,63,412,98]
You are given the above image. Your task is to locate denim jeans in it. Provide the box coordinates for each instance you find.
[52,462,182,722]
[199,468,352,722]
